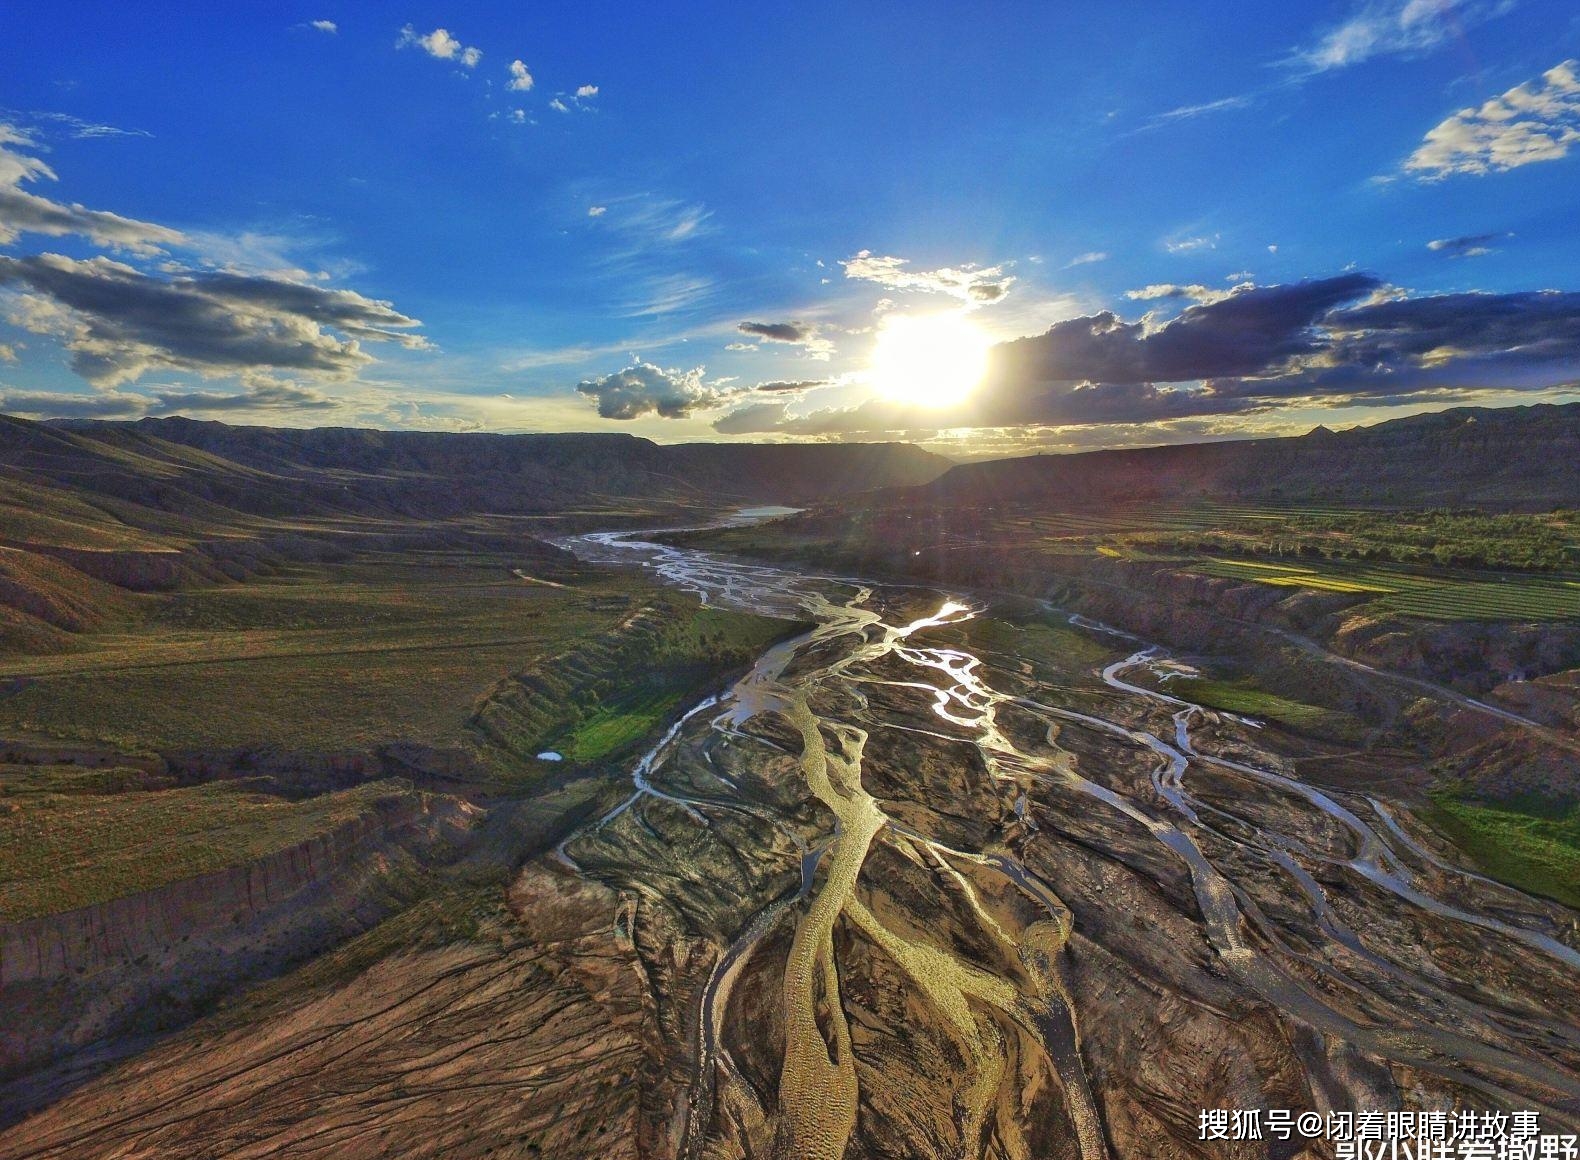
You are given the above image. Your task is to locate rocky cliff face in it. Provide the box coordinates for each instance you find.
[0,788,480,1109]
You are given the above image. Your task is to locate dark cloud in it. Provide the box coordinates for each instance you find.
[0,390,150,419]
[1426,232,1509,258]
[994,273,1380,384]
[735,319,834,357]
[753,379,830,393]
[1,382,342,422]
[0,253,426,387]
[575,361,735,420]
[152,383,339,412]
[710,276,1580,437]
[1325,290,1580,370]
[738,320,814,343]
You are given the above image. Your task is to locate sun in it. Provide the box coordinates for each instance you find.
[868,312,991,408]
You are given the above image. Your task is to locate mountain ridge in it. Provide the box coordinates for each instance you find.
[869,402,1580,511]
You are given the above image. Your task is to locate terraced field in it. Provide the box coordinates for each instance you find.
[1192,556,1580,620]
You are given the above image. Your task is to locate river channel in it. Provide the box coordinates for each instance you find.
[556,522,1580,1160]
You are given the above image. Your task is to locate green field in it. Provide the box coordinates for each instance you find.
[1427,794,1580,909]
[1163,675,1365,741]
[553,687,687,762]
[535,605,796,764]
[0,559,641,752]
[1189,556,1580,620]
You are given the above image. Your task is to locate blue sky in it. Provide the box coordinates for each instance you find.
[2,1,1579,455]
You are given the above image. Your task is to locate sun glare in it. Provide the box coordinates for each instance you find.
[868,312,991,408]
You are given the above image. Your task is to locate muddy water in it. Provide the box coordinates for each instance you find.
[557,527,1580,1159]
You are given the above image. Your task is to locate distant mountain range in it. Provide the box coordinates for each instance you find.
[867,403,1580,512]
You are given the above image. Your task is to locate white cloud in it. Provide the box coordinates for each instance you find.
[0,343,16,362]
[1150,94,1254,123]
[508,59,534,91]
[576,84,599,99]
[0,124,185,254]
[603,197,713,245]
[21,112,152,140]
[1063,251,1108,268]
[840,250,1014,304]
[1405,59,1580,178]
[1164,235,1217,254]
[310,19,337,34]
[397,25,481,68]
[1285,0,1515,75]
[587,205,607,217]
[1127,281,1253,306]
[549,98,570,113]
[575,360,736,419]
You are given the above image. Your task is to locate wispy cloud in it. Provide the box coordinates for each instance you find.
[1163,234,1217,254]
[599,196,714,247]
[1141,2,1516,133]
[1148,94,1255,126]
[1404,59,1580,177]
[1284,0,1515,75]
[12,110,153,140]
[1063,251,1108,269]
[631,274,716,316]
[397,25,482,69]
[0,123,183,253]
[308,19,337,34]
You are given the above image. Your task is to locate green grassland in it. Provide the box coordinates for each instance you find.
[554,687,687,762]
[0,559,644,752]
[0,776,417,921]
[536,604,797,765]
[1427,793,1580,909]
[1163,675,1365,741]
